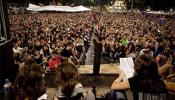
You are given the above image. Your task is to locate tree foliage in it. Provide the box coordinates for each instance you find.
[126,0,175,10]
[7,0,115,6]
[7,0,175,10]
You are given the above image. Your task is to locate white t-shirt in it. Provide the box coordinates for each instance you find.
[139,49,153,56]
[13,47,23,54]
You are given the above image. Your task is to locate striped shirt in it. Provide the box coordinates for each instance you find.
[129,76,168,100]
[56,83,83,98]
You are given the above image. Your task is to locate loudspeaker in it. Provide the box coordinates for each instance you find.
[0,40,14,84]
[0,0,14,84]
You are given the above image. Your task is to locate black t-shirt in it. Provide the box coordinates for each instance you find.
[75,45,84,53]
[128,76,167,100]
[35,45,43,51]
[61,49,73,58]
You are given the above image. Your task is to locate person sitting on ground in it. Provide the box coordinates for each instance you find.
[13,63,46,100]
[164,66,175,93]
[55,62,83,100]
[111,54,168,100]
[41,62,95,100]
[139,45,153,57]
[48,50,63,71]
[54,62,95,100]
[125,42,137,59]
[155,54,175,93]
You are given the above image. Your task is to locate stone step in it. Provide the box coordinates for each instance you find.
[79,63,120,74]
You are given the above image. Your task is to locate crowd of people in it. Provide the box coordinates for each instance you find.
[11,13,93,69]
[4,11,175,99]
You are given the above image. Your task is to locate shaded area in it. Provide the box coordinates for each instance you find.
[80,74,118,87]
[45,72,118,88]
[7,0,175,10]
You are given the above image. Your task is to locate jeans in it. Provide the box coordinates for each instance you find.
[106,90,127,100]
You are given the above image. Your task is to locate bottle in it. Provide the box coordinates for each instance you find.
[3,79,12,95]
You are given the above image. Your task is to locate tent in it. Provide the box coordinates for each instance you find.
[27,4,91,12]
[142,11,175,15]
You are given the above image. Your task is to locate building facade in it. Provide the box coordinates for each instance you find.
[109,0,127,12]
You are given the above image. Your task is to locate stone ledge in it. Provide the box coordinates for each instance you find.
[79,63,120,74]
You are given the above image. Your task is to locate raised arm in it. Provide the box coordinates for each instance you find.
[156,55,173,75]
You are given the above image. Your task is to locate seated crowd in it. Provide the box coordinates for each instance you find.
[11,13,92,69]
[4,12,175,99]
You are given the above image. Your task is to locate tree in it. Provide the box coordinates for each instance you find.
[126,0,147,10]
[7,0,175,10]
[146,0,175,10]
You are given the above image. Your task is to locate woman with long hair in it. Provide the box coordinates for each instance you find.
[111,54,168,100]
[55,62,83,100]
[125,42,136,59]
[13,63,46,100]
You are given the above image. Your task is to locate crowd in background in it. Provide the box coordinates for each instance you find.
[6,12,175,99]
[11,13,93,69]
